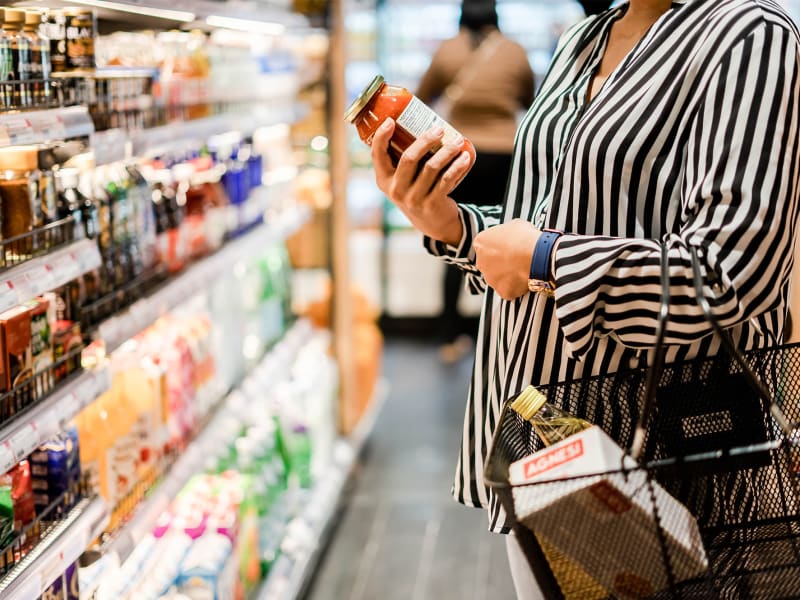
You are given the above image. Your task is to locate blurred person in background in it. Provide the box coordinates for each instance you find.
[371,0,800,596]
[415,0,535,364]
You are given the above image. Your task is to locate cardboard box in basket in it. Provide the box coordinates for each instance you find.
[509,426,708,599]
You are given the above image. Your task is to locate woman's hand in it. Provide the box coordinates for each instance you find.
[474,219,541,301]
[372,118,473,247]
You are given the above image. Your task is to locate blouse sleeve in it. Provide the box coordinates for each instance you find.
[423,204,504,294]
[552,23,800,359]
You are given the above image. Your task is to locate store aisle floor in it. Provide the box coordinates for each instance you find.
[306,338,517,600]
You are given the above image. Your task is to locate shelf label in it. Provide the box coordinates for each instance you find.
[0,440,15,473]
[73,374,98,408]
[47,252,82,286]
[0,280,19,313]
[32,113,67,141]
[99,317,122,349]
[59,391,81,425]
[128,300,154,333]
[12,573,41,600]
[13,264,56,300]
[75,243,101,273]
[10,422,40,459]
[0,115,36,146]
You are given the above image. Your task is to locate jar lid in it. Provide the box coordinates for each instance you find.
[343,74,385,123]
[56,167,80,189]
[64,8,94,17]
[0,146,40,171]
[3,9,26,25]
[24,10,43,27]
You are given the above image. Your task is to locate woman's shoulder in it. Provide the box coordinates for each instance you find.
[692,0,799,43]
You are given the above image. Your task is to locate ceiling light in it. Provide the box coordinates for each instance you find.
[69,0,195,22]
[205,15,286,36]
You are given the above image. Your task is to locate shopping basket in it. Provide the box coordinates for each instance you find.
[484,246,800,599]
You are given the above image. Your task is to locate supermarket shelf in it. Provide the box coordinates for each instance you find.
[130,103,311,157]
[102,319,315,566]
[0,367,112,475]
[98,202,311,353]
[0,106,95,149]
[0,238,102,314]
[256,380,390,600]
[0,496,109,600]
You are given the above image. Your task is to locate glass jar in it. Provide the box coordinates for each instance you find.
[0,10,13,110]
[0,146,42,260]
[344,74,476,170]
[2,9,33,108]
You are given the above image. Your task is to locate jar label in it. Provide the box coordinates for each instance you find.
[396,96,462,146]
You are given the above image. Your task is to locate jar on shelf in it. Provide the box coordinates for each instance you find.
[0,145,43,262]
[344,74,476,174]
[2,9,33,109]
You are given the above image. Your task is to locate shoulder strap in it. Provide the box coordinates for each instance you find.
[444,31,504,105]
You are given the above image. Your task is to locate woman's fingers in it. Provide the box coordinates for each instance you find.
[371,118,397,191]
[411,135,465,199]
[436,151,474,196]
[392,126,445,196]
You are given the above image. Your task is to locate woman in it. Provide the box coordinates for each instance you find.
[371,0,800,597]
[415,0,534,362]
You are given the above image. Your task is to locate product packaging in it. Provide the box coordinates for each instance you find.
[30,434,72,514]
[52,320,82,382]
[0,474,12,547]
[176,532,237,600]
[509,426,708,597]
[39,572,64,600]
[0,305,33,406]
[65,561,80,600]
[26,299,53,396]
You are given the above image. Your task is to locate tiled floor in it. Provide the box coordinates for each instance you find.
[306,338,517,600]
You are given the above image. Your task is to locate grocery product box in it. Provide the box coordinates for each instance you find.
[0,305,32,395]
[509,426,708,598]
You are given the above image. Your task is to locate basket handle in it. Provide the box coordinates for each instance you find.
[630,244,793,461]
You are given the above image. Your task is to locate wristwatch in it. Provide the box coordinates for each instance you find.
[528,229,562,297]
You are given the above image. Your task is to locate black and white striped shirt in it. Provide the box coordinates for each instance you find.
[425,0,800,532]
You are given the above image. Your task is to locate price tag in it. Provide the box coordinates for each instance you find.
[58,391,81,425]
[13,264,55,300]
[32,112,66,140]
[12,573,41,600]
[10,422,39,459]
[99,317,121,349]
[75,242,101,273]
[73,374,98,408]
[0,115,36,145]
[0,440,16,473]
[0,280,18,313]
[129,300,154,333]
[47,252,81,286]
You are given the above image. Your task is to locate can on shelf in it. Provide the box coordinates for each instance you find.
[344,74,476,173]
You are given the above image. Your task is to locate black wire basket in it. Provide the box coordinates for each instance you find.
[484,247,800,599]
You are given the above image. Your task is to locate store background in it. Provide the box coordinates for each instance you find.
[0,1,797,600]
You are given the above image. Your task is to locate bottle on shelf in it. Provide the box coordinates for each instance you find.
[22,10,49,107]
[40,9,66,75]
[36,146,58,232]
[1,9,33,109]
[64,8,96,72]
[55,168,86,241]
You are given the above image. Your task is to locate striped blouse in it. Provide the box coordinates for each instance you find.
[425,0,800,533]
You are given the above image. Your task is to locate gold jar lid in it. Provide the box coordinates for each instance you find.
[24,10,43,28]
[64,8,94,18]
[0,146,41,172]
[344,74,385,123]
[3,9,27,26]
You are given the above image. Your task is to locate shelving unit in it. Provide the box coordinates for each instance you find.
[256,380,389,600]
[0,367,112,474]
[98,200,310,353]
[102,320,314,567]
[0,496,109,600]
[0,106,95,149]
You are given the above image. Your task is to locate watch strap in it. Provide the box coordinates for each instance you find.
[530,229,562,283]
